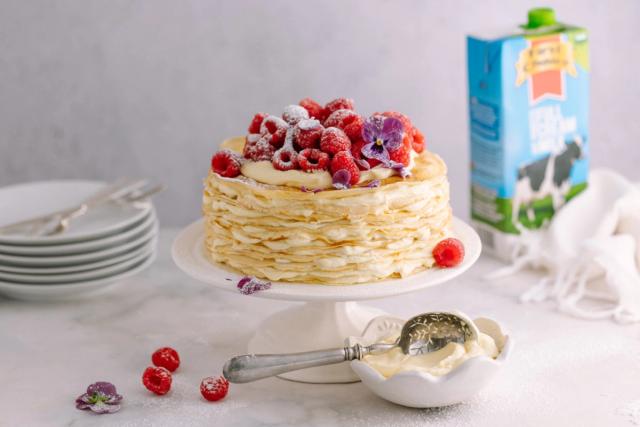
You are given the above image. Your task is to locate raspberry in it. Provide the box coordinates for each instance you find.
[323,98,354,120]
[248,112,268,134]
[282,105,309,125]
[252,135,276,161]
[412,127,425,153]
[389,133,412,166]
[260,115,288,148]
[293,119,323,150]
[299,98,326,121]
[142,366,172,395]
[320,127,351,156]
[243,134,260,159]
[151,347,180,372]
[211,150,242,178]
[272,146,298,171]
[298,148,329,172]
[330,151,360,186]
[324,109,364,141]
[351,138,381,170]
[432,238,465,268]
[200,376,229,402]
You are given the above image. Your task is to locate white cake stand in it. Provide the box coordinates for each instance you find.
[172,217,481,384]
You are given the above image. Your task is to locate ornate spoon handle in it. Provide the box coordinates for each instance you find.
[223,343,395,383]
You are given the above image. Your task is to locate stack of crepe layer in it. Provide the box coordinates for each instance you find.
[203,151,452,285]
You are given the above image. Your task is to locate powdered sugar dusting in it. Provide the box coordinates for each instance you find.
[282,105,309,125]
[297,118,321,131]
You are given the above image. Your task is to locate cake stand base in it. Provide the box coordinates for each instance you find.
[248,301,388,383]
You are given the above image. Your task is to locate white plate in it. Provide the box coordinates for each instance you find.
[0,210,156,256]
[172,217,482,302]
[0,240,155,275]
[0,245,155,284]
[0,252,156,301]
[0,225,158,267]
[0,180,151,245]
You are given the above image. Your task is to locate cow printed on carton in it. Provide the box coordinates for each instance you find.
[512,136,584,225]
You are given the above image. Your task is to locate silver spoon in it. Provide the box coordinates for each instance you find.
[223,311,479,383]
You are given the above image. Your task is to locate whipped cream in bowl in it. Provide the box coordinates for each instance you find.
[348,313,511,408]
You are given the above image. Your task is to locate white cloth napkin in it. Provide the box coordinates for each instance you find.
[489,169,640,323]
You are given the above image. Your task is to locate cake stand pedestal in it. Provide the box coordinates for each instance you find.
[172,217,481,383]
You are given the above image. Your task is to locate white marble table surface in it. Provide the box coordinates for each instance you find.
[2,228,640,427]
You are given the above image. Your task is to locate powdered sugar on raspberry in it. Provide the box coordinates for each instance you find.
[297,118,321,131]
[282,105,309,125]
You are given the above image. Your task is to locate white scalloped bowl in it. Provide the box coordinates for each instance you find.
[349,315,512,408]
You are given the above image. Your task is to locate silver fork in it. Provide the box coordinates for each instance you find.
[0,179,147,236]
[42,183,166,236]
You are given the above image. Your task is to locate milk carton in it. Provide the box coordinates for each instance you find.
[467,8,589,260]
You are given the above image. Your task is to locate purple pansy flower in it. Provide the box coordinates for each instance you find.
[361,116,404,165]
[237,276,272,295]
[332,169,352,190]
[76,382,122,414]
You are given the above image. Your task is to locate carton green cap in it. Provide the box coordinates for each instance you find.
[524,7,556,29]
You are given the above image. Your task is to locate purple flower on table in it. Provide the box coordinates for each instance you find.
[332,169,352,190]
[361,116,404,165]
[75,382,122,414]
[237,276,272,295]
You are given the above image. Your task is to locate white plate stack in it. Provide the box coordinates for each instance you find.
[0,180,158,301]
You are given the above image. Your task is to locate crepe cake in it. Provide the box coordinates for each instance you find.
[203,98,461,285]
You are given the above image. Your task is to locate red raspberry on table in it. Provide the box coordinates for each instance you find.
[432,238,465,268]
[412,127,425,153]
[282,105,309,125]
[142,366,172,395]
[293,119,323,150]
[323,98,354,120]
[272,146,298,171]
[320,127,351,156]
[298,148,330,172]
[389,134,412,166]
[211,150,242,178]
[330,151,360,186]
[260,115,289,148]
[299,98,326,122]
[200,376,229,402]
[324,109,364,141]
[151,347,180,372]
[248,112,268,134]
[351,138,381,170]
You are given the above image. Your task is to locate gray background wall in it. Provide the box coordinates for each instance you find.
[1,0,638,226]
